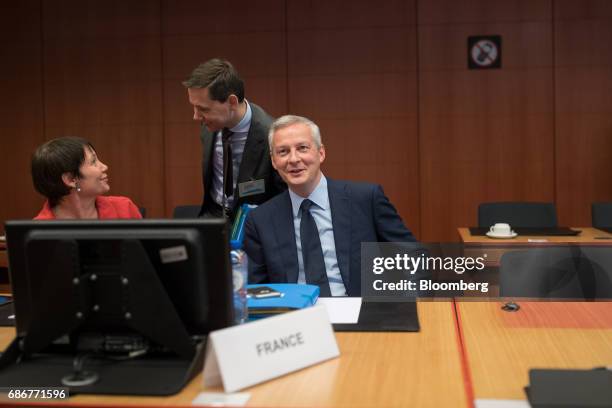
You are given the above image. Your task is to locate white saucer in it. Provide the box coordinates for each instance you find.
[486,231,517,239]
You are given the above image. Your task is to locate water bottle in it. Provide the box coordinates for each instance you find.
[230,240,248,324]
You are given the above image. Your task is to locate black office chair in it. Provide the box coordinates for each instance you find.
[478,202,558,228]
[499,247,583,299]
[580,247,612,300]
[592,202,612,229]
[500,247,612,300]
[172,205,201,219]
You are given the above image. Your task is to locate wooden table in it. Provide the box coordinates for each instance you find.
[0,302,468,407]
[456,301,612,401]
[458,227,612,266]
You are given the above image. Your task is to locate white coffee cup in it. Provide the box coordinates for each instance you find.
[490,223,512,236]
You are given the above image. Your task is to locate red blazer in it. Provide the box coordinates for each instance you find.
[34,196,142,220]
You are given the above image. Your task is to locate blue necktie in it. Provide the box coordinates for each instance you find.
[299,199,332,297]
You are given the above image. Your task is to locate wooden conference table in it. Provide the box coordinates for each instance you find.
[0,302,469,408]
[458,226,612,266]
[0,230,610,406]
[457,227,612,400]
[2,301,610,407]
[457,301,612,400]
[458,226,612,244]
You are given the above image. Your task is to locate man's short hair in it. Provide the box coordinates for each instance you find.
[182,58,245,103]
[31,137,95,207]
[268,115,322,150]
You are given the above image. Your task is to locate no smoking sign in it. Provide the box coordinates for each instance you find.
[468,35,502,69]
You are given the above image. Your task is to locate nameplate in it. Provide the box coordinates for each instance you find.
[238,179,265,198]
[203,305,339,392]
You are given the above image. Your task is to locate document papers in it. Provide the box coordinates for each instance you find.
[474,400,530,408]
[193,392,250,406]
[316,297,362,324]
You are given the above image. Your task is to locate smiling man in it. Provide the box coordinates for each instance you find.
[183,59,284,219]
[243,115,417,296]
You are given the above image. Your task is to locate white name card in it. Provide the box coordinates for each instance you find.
[203,305,339,392]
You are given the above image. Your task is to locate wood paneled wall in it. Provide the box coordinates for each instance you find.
[554,0,612,226]
[42,1,166,218]
[0,2,45,226]
[418,0,556,241]
[286,0,420,236]
[161,0,288,214]
[0,0,610,242]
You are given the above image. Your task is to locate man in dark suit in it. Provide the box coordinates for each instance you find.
[244,115,417,296]
[183,59,284,219]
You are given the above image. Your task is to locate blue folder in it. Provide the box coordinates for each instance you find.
[230,204,257,248]
[247,284,320,317]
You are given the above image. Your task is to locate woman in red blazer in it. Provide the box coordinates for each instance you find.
[31,137,142,220]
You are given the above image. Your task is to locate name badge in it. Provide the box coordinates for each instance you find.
[238,179,265,198]
[203,305,339,392]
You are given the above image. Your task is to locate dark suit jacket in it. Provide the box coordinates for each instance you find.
[243,179,417,296]
[199,102,285,217]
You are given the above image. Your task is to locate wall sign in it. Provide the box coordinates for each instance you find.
[468,35,502,69]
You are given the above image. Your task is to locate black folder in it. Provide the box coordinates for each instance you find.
[526,368,612,407]
[333,301,420,332]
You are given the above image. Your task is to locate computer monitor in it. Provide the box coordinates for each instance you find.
[1,219,234,394]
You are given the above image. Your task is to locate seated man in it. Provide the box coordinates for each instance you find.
[244,115,417,296]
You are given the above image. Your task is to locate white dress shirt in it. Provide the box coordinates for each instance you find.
[211,100,252,208]
[288,175,347,296]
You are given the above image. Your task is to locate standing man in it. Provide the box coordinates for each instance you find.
[183,58,284,219]
[244,115,418,296]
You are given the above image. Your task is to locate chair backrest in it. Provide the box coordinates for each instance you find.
[592,202,612,228]
[499,247,583,299]
[172,205,201,219]
[500,247,612,300]
[579,247,612,300]
[478,202,558,228]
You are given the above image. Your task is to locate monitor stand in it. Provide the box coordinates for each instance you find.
[0,340,205,395]
[0,239,207,395]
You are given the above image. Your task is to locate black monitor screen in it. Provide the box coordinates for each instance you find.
[5,219,234,357]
